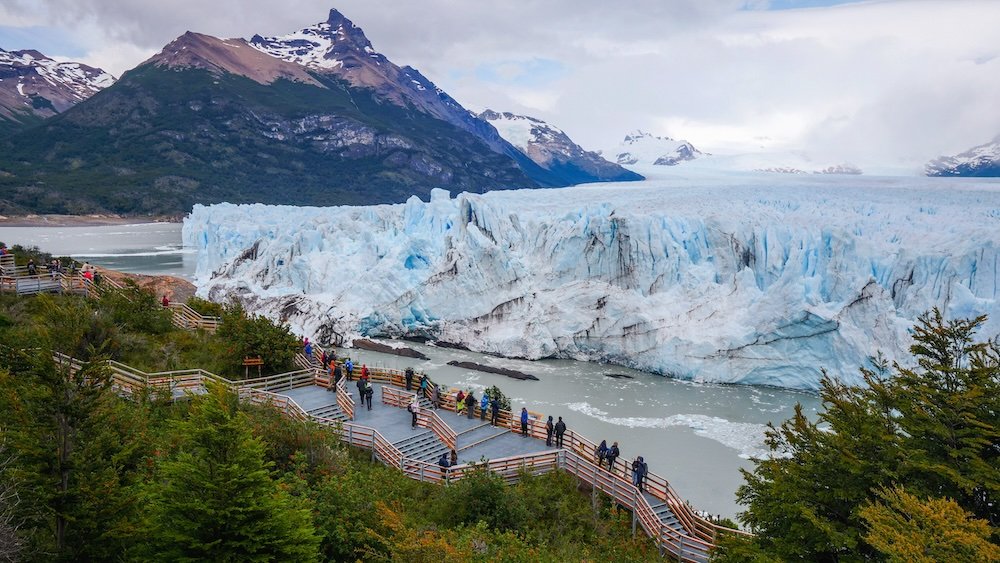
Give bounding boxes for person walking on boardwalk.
[364,379,374,411]
[419,373,428,398]
[606,442,620,473]
[345,359,354,381]
[480,393,489,421]
[520,408,529,436]
[632,456,648,491]
[545,416,554,446]
[431,384,440,410]
[464,391,476,419]
[27,259,36,276]
[409,397,420,428]
[596,440,609,468]
[456,390,466,416]
[331,364,342,392]
[490,396,500,426]
[321,351,328,371]
[404,367,414,391]
[356,374,365,401]
[360,364,369,380]
[554,417,566,448]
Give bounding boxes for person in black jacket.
[545,416,554,447]
[635,456,648,492]
[606,442,620,473]
[405,367,414,391]
[554,417,566,448]
[490,397,500,426]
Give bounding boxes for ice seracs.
[183,173,1000,391]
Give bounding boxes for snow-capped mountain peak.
[610,130,704,166]
[249,9,384,71]
[0,47,114,126]
[925,136,1000,177]
[479,109,642,183]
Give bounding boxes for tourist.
[635,456,648,492]
[606,442,620,473]
[438,452,450,470]
[450,449,458,467]
[490,397,500,426]
[27,259,36,276]
[456,390,465,416]
[332,363,342,389]
[49,260,58,279]
[345,358,354,381]
[360,363,368,380]
[545,416,554,446]
[431,384,440,409]
[480,393,489,421]
[419,373,428,397]
[161,294,169,307]
[462,391,473,419]
[93,271,102,285]
[356,373,366,400]
[596,440,609,468]
[0,244,6,256]
[408,397,420,428]
[364,379,374,411]
[554,417,566,448]
[520,408,529,436]
[404,367,414,390]
[304,340,313,360]
[321,351,328,370]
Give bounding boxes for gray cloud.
[2,0,999,169]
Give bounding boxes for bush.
[216,302,299,376]
[184,296,224,317]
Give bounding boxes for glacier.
[183,170,1000,390]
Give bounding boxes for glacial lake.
[4,222,822,519]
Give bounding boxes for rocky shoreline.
[0,214,180,227]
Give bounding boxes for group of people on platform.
[596,439,648,492]
[303,344,650,491]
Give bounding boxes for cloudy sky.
[1,0,998,170]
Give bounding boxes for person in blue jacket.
[345,358,354,381]
[520,407,530,436]
[480,393,490,421]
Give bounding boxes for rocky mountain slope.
[925,136,1000,177]
[608,130,703,166]
[0,28,538,215]
[478,110,641,184]
[0,48,113,134]
[248,9,563,186]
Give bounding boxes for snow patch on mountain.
[609,130,704,166]
[0,47,114,120]
[183,173,1000,390]
[926,137,1000,177]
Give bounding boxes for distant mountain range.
[0,10,636,216]
[925,136,1000,177]
[478,110,641,184]
[606,130,704,166]
[0,48,113,135]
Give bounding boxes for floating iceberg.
[183,171,1000,390]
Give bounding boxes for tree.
[721,310,999,561]
[861,486,1000,563]
[216,302,299,376]
[146,383,319,562]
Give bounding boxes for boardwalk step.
[454,421,493,437]
[457,427,509,452]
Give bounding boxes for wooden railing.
[335,375,354,420]
[167,302,220,332]
[381,385,415,408]
[418,408,457,451]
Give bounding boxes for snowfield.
[184,170,1000,389]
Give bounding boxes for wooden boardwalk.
[4,251,746,562]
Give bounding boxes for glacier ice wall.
[183,174,1000,389]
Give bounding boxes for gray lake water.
[0,223,196,278]
[1,222,822,518]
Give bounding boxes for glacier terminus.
[184,171,1000,390]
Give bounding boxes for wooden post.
[632,509,637,536]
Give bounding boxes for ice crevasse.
[183,176,1000,390]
